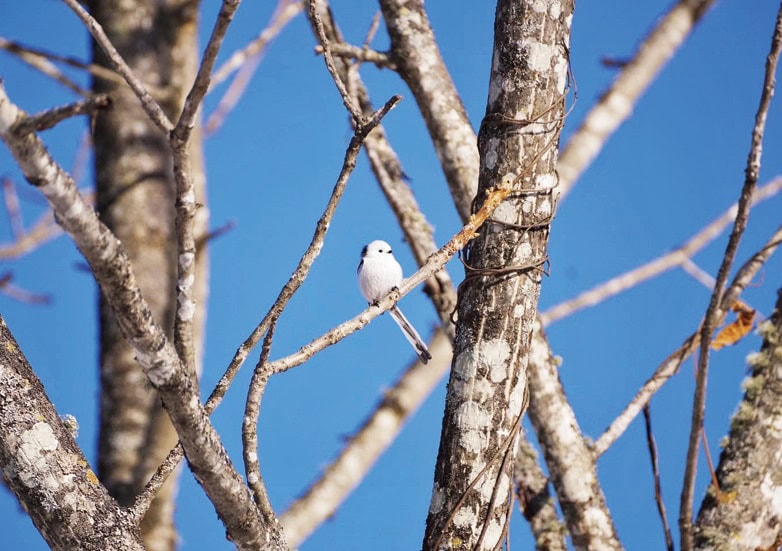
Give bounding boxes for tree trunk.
[694,288,782,550]
[89,1,207,549]
[423,0,573,548]
[0,314,144,551]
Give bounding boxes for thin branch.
[209,0,303,89]
[0,82,281,550]
[2,177,24,238]
[132,91,402,523]
[242,322,276,519]
[362,10,382,48]
[0,36,125,87]
[594,224,782,457]
[558,0,716,200]
[643,405,674,551]
[280,330,452,545]
[61,0,174,133]
[206,0,303,134]
[314,43,395,70]
[262,178,517,377]
[308,0,363,123]
[540,177,782,325]
[170,0,242,374]
[680,7,782,548]
[13,95,111,135]
[0,37,88,96]
[0,273,51,304]
[681,258,716,291]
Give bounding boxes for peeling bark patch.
[525,42,558,73]
[17,422,58,487]
[456,401,492,452]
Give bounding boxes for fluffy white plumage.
[357,240,432,364]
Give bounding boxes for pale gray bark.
[0,84,283,550]
[423,1,573,548]
[527,323,622,550]
[379,0,479,222]
[0,314,144,551]
[88,1,208,548]
[515,437,567,551]
[693,289,782,550]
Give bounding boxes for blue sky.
[1,1,781,549]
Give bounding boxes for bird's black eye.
[387,249,393,254]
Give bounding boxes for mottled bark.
[88,1,207,549]
[0,83,282,551]
[515,437,567,551]
[694,288,782,550]
[379,0,479,222]
[527,323,622,550]
[0,314,144,551]
[423,1,572,549]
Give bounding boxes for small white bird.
[357,240,432,364]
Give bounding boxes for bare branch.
[280,330,452,545]
[314,43,395,70]
[0,82,284,550]
[527,322,621,549]
[14,95,111,135]
[379,0,479,222]
[2,177,24,238]
[210,0,303,89]
[263,179,516,377]
[206,0,303,134]
[0,36,125,87]
[514,437,567,551]
[0,314,144,550]
[681,258,716,291]
[171,0,242,375]
[680,8,782,548]
[594,224,782,457]
[61,0,174,133]
[643,405,674,551]
[558,0,716,199]
[540,177,782,325]
[0,37,88,96]
[308,0,363,123]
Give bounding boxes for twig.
[280,330,452,545]
[593,224,782,457]
[206,0,303,134]
[14,95,111,135]
[170,0,242,374]
[308,0,363,123]
[558,0,716,200]
[643,405,674,551]
[363,10,382,48]
[61,0,174,133]
[681,258,716,291]
[540,177,782,325]
[314,43,395,70]
[680,7,782,549]
[209,0,303,90]
[242,321,276,519]
[0,36,124,87]
[263,178,515,377]
[0,37,88,96]
[0,273,51,304]
[2,177,24,238]
[132,93,403,521]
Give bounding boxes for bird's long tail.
[389,305,432,364]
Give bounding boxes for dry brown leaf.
[711,301,756,350]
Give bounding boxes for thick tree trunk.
[89,1,207,549]
[694,288,782,550]
[0,314,144,551]
[423,1,573,548]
